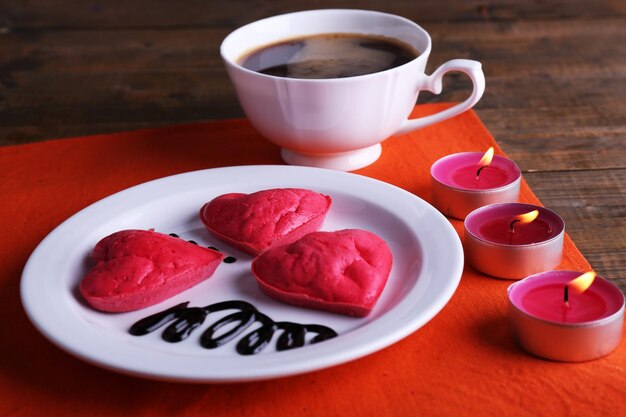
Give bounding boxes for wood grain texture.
[0,0,624,292]
[2,19,625,155]
[2,0,626,29]
[525,169,626,291]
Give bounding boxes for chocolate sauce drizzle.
[129,300,338,355]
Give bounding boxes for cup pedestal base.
[280,144,382,171]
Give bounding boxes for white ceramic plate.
[21,165,463,382]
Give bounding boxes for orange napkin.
[1,104,623,417]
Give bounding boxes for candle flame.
[478,147,495,167]
[514,210,539,225]
[568,271,596,293]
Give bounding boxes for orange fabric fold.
[0,104,623,417]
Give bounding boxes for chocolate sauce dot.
[188,240,198,245]
[208,246,220,251]
[168,233,179,238]
[223,256,237,264]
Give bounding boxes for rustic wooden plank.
[2,0,626,30]
[2,17,624,77]
[489,129,626,172]
[2,18,625,153]
[0,19,626,128]
[2,18,623,88]
[2,19,623,95]
[0,28,229,76]
[2,68,625,151]
[524,169,626,292]
[4,75,625,171]
[428,20,626,76]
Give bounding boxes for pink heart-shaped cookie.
[79,230,224,312]
[251,229,392,317]
[200,188,332,255]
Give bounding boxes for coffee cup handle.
[395,59,485,135]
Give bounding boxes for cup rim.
[220,8,432,82]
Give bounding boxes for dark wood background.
[1,1,624,293]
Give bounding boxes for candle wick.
[507,220,519,245]
[476,165,488,178]
[563,285,570,308]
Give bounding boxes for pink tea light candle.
[508,271,624,362]
[464,203,565,279]
[431,147,521,219]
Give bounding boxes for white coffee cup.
[221,9,485,171]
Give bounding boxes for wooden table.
[1,0,624,294]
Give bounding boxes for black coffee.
[239,33,419,79]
